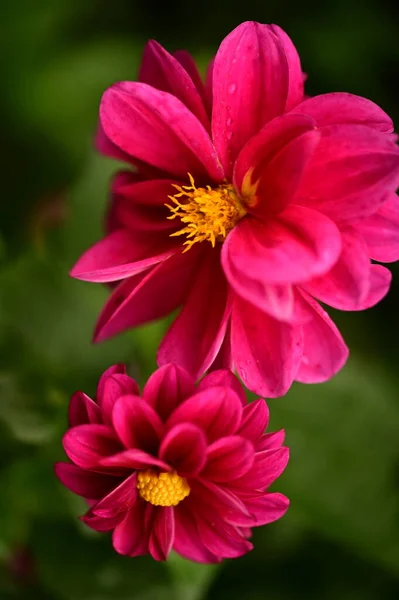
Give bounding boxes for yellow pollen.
[166,173,247,252]
[136,469,190,507]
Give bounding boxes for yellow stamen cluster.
[166,174,247,252]
[136,469,190,507]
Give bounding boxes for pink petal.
[63,425,122,470]
[230,295,303,397]
[205,57,214,106]
[356,264,392,310]
[189,479,251,526]
[229,492,289,526]
[173,50,209,111]
[223,206,342,288]
[232,447,289,490]
[197,509,253,559]
[234,113,319,216]
[112,395,163,452]
[212,22,291,176]
[96,364,126,398]
[166,386,242,443]
[68,391,102,427]
[355,193,399,262]
[54,463,119,499]
[138,40,209,128]
[198,369,247,405]
[174,504,220,563]
[303,228,371,310]
[70,230,177,283]
[143,363,196,421]
[269,24,305,110]
[81,511,122,532]
[298,124,399,222]
[296,291,349,384]
[149,506,175,561]
[202,436,254,482]
[100,449,170,471]
[209,328,233,371]
[92,473,138,518]
[100,82,224,182]
[112,502,150,556]
[256,430,286,451]
[159,423,206,476]
[94,247,201,343]
[238,399,269,441]
[157,247,231,380]
[292,92,394,132]
[108,176,180,234]
[98,373,140,426]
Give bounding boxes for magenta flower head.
[55,364,289,563]
[71,21,399,397]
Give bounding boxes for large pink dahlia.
[55,364,289,563]
[71,21,399,396]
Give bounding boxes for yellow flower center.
[136,469,190,507]
[166,174,247,252]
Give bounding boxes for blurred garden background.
[1,0,399,598]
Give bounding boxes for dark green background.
[1,1,398,598]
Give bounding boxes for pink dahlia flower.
[71,21,399,396]
[55,363,289,562]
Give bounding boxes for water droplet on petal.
[227,83,237,94]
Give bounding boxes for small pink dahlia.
[55,364,289,562]
[71,21,399,396]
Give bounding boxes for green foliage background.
[0,1,398,598]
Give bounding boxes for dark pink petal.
[355,193,399,262]
[138,40,209,128]
[159,423,206,476]
[238,399,269,441]
[63,425,122,469]
[205,57,214,106]
[70,230,177,283]
[94,247,200,343]
[95,121,131,162]
[298,124,399,222]
[223,206,342,288]
[68,391,102,427]
[111,173,176,207]
[229,492,289,526]
[202,436,254,482]
[296,292,349,384]
[54,463,119,499]
[173,50,209,110]
[174,504,220,563]
[235,114,319,216]
[112,395,163,452]
[143,363,196,421]
[81,511,122,532]
[292,93,394,132]
[157,248,231,379]
[190,479,251,524]
[212,22,290,176]
[100,449,170,471]
[198,369,246,405]
[166,386,242,443]
[149,506,175,561]
[209,328,233,371]
[303,228,371,310]
[96,364,126,399]
[233,447,289,490]
[269,24,304,110]
[113,502,151,556]
[100,82,224,182]
[356,265,392,310]
[230,296,303,397]
[197,510,253,559]
[99,374,140,426]
[92,473,138,518]
[256,430,286,451]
